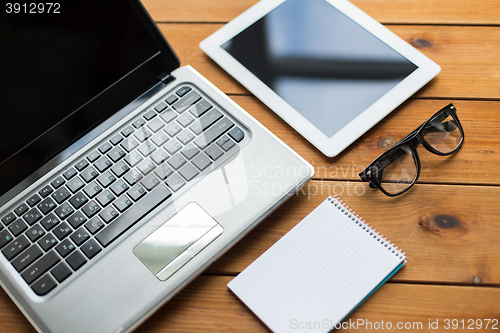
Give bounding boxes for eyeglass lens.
[378,146,418,195]
[421,112,461,154]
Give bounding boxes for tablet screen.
[222,0,418,138]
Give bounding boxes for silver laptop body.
[0,2,313,333]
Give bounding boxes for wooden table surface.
[2,0,500,332]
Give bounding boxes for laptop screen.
[0,1,179,198]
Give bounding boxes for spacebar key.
[96,185,172,247]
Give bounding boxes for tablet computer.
[200,0,440,157]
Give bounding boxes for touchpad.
[133,202,223,281]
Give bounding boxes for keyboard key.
[51,262,72,283]
[9,220,28,237]
[53,222,72,241]
[165,174,186,192]
[140,174,160,191]
[192,153,212,172]
[107,146,126,163]
[147,118,165,133]
[81,239,102,259]
[123,170,143,186]
[164,139,182,155]
[143,109,157,121]
[154,102,168,113]
[55,239,76,257]
[38,233,58,251]
[154,165,174,180]
[86,151,100,163]
[109,180,129,197]
[127,185,146,202]
[67,211,87,229]
[85,217,105,235]
[124,151,144,167]
[2,213,16,226]
[110,162,129,178]
[12,245,42,272]
[165,123,183,137]
[2,235,30,260]
[94,156,112,173]
[51,176,65,189]
[151,132,169,147]
[121,137,140,152]
[134,127,153,142]
[137,159,156,176]
[81,201,101,218]
[221,138,236,152]
[40,214,60,231]
[132,117,146,129]
[168,154,187,170]
[138,142,156,157]
[27,194,41,207]
[160,109,177,124]
[70,228,90,246]
[114,196,133,213]
[181,144,200,160]
[80,167,99,183]
[228,126,245,142]
[22,251,60,284]
[189,108,223,135]
[0,230,13,250]
[23,208,42,226]
[31,274,57,296]
[83,182,102,199]
[67,177,85,193]
[26,224,45,242]
[52,187,71,204]
[63,168,77,180]
[75,159,89,172]
[176,86,192,97]
[95,185,172,247]
[14,203,29,216]
[121,126,134,138]
[96,190,115,207]
[217,135,231,147]
[99,206,119,224]
[54,203,74,220]
[69,192,89,210]
[151,149,169,165]
[177,129,195,145]
[97,171,116,188]
[165,94,178,105]
[177,113,195,127]
[98,142,112,154]
[205,145,224,161]
[66,251,87,271]
[110,134,123,146]
[179,164,199,182]
[194,117,235,149]
[189,99,212,118]
[39,185,54,198]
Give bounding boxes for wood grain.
[207,181,500,286]
[3,276,497,333]
[158,24,500,99]
[142,0,500,25]
[228,97,500,184]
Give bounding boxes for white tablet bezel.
[200,0,441,157]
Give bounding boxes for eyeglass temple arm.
[362,147,408,187]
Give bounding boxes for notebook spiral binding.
[328,195,406,261]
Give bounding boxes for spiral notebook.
[228,196,406,333]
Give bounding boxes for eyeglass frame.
[358,103,465,197]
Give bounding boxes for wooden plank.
[1,272,498,333]
[158,24,500,99]
[142,0,500,25]
[207,181,500,286]
[228,98,500,185]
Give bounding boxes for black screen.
[0,0,179,197]
[222,0,418,138]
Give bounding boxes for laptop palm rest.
[133,202,223,281]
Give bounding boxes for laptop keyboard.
[0,85,246,297]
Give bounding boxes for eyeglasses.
[359,103,464,197]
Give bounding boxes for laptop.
[0,2,313,332]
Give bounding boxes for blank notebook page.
[228,196,405,333]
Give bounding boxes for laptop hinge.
[158,73,175,85]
